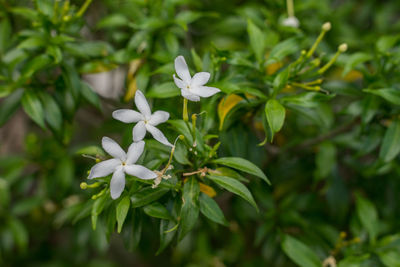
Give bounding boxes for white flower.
[88,137,157,199]
[173,55,220,102]
[282,16,300,28]
[112,90,173,147]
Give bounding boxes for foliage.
[1,0,400,266]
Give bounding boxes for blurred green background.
[1,0,400,266]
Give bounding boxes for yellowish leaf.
[199,183,216,198]
[218,94,244,130]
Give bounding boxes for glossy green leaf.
[356,193,379,243]
[212,157,269,184]
[281,235,321,267]
[247,19,265,64]
[379,119,400,162]
[179,177,200,240]
[364,88,400,106]
[91,193,108,230]
[21,90,45,128]
[116,196,130,233]
[207,175,258,211]
[199,193,228,226]
[265,99,286,140]
[143,202,173,220]
[0,89,23,127]
[130,187,169,208]
[146,82,180,98]
[39,92,63,133]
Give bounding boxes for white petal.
[181,89,200,102]
[126,141,145,165]
[102,137,126,161]
[88,159,121,179]
[135,90,152,119]
[112,109,143,123]
[174,56,191,83]
[132,121,147,142]
[125,164,157,180]
[110,167,125,199]
[173,74,186,89]
[191,72,210,87]
[282,16,300,28]
[145,124,173,147]
[148,111,169,126]
[191,86,221,98]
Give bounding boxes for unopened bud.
[339,43,348,52]
[322,22,331,31]
[178,135,185,140]
[95,158,101,163]
[80,182,88,189]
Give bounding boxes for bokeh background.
[1,0,400,266]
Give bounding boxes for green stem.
[286,0,295,17]
[183,98,188,122]
[76,0,93,17]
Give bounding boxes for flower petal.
[110,167,125,199]
[174,56,191,83]
[191,86,221,98]
[125,164,157,180]
[112,109,144,123]
[191,72,210,87]
[148,111,169,126]
[145,124,173,147]
[173,74,186,89]
[102,137,126,161]
[135,90,152,119]
[181,89,200,102]
[132,121,146,142]
[88,159,121,179]
[126,141,145,165]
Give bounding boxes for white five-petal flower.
[112,90,173,147]
[173,55,220,102]
[88,137,157,199]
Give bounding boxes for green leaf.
[376,35,400,53]
[91,193,108,230]
[17,36,45,50]
[338,254,370,267]
[265,99,286,141]
[314,142,337,180]
[80,81,101,109]
[146,82,180,98]
[364,88,400,106]
[21,54,52,79]
[379,119,400,162]
[0,17,12,54]
[342,52,372,76]
[10,7,39,21]
[143,202,173,220]
[75,145,105,157]
[281,92,335,108]
[207,175,258,211]
[0,89,23,127]
[273,67,290,93]
[179,177,200,240]
[356,193,379,243]
[156,220,176,255]
[281,234,322,267]
[9,218,28,251]
[199,193,228,226]
[379,250,400,267]
[130,187,169,208]
[21,90,45,128]
[247,19,265,64]
[212,157,269,184]
[39,92,62,133]
[116,196,130,233]
[97,14,130,29]
[168,120,193,145]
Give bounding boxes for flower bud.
[322,22,331,31]
[80,182,88,189]
[178,135,185,140]
[339,43,348,52]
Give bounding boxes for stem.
[183,98,188,122]
[76,0,93,17]
[306,31,326,59]
[286,0,295,17]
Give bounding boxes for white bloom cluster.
[87,55,220,199]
